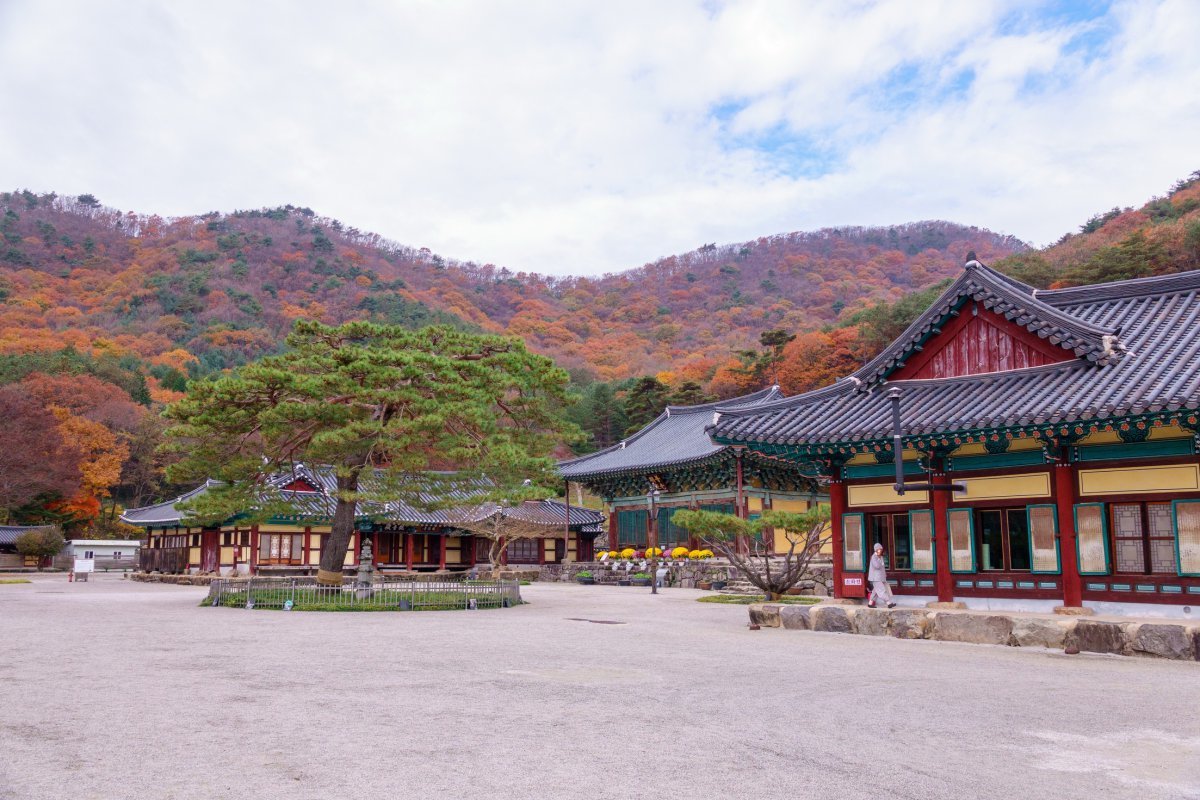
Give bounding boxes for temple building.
[710,260,1200,615]
[122,464,603,575]
[558,388,826,553]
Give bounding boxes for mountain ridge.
[0,190,1024,388]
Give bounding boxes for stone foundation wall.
[748,603,1200,662]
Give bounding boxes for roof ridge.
[665,385,784,414]
[1043,268,1200,303]
[708,379,857,421]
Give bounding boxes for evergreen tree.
[620,376,671,437]
[163,321,577,585]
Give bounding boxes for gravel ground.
[1,574,1198,800]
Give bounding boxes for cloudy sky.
[1,1,1197,276]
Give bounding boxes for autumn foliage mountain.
[2,171,1196,530]
[0,191,1023,390]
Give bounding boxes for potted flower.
[630,572,652,587]
[576,570,595,585]
[696,577,713,590]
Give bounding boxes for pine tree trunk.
[317,467,361,586]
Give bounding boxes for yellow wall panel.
[309,551,320,566]
[848,483,928,507]
[747,497,763,513]
[1074,431,1121,446]
[846,452,876,466]
[1079,464,1200,496]
[1149,424,1192,441]
[957,472,1051,501]
[772,499,809,513]
[188,547,200,565]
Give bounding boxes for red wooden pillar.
[500,536,508,566]
[607,509,618,553]
[352,531,360,568]
[564,481,573,562]
[1054,447,1083,608]
[931,457,954,603]
[829,473,846,599]
[438,534,447,570]
[301,525,310,572]
[405,532,414,571]
[735,451,748,554]
[249,524,259,574]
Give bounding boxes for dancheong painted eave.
[710,264,1200,450]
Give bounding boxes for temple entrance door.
[200,530,219,573]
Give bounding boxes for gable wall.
[890,302,1074,381]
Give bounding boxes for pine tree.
[163,321,577,585]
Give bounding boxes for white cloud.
[0,0,1196,275]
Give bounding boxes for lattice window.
[842,513,864,572]
[1148,503,1176,574]
[909,510,935,573]
[948,508,973,572]
[1112,503,1145,572]
[1075,504,1108,575]
[1175,501,1200,576]
[1029,505,1059,573]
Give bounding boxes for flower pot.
[617,579,631,586]
[697,581,713,590]
[631,578,651,587]
[577,577,595,585]
[710,580,727,590]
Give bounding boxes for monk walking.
[867,542,896,608]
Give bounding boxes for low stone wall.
[748,603,1200,662]
[130,572,232,586]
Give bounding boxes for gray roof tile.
[713,266,1200,447]
[557,386,784,479]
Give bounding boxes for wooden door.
[200,530,219,573]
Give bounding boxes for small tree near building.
[453,504,561,570]
[14,527,65,570]
[672,507,830,600]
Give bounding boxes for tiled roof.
[712,266,1200,448]
[119,482,220,525]
[120,466,602,530]
[557,387,785,480]
[0,525,54,547]
[853,260,1118,387]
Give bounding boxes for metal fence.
[205,575,522,611]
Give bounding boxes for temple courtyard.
[1,575,1198,800]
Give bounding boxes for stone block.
[779,605,811,630]
[1011,618,1069,650]
[1065,620,1127,655]
[1127,623,1194,660]
[748,604,782,628]
[889,609,932,640]
[931,613,1014,646]
[810,605,852,634]
[853,607,890,636]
